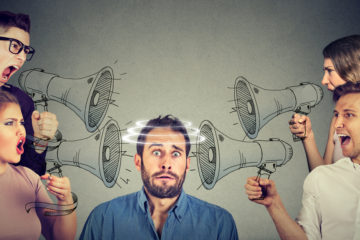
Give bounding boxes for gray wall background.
[4,0,360,239]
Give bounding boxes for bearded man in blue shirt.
[80,115,238,240]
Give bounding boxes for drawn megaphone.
[18,67,114,132]
[45,119,121,188]
[234,76,323,139]
[196,120,293,190]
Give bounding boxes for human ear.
[134,154,142,172]
[185,157,190,173]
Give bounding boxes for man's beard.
[141,161,186,199]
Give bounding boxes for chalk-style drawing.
[25,192,78,216]
[18,66,114,132]
[195,120,292,190]
[233,76,323,139]
[45,119,122,188]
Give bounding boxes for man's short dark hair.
[0,11,30,33]
[333,82,360,102]
[136,115,191,158]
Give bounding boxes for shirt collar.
[137,187,188,222]
[339,157,360,171]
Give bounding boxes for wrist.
[302,131,314,143]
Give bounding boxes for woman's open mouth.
[16,137,25,155]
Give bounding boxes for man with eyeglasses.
[0,11,58,175]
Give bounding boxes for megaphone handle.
[254,174,267,200]
[34,100,48,112]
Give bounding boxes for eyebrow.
[5,118,24,121]
[147,143,184,152]
[334,109,357,113]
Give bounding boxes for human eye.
[23,46,30,54]
[20,121,25,126]
[172,151,181,158]
[10,41,21,52]
[152,150,161,157]
[324,67,334,74]
[4,120,14,126]
[345,113,354,118]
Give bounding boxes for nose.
[16,49,26,64]
[321,72,329,86]
[335,116,344,129]
[16,123,26,137]
[161,155,172,170]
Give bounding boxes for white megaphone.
[234,76,323,139]
[18,67,114,132]
[45,119,121,188]
[196,120,293,190]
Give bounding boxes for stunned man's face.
[135,127,190,198]
[334,92,360,164]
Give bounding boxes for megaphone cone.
[196,120,292,190]
[234,76,323,139]
[45,119,121,188]
[18,67,114,132]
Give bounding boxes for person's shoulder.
[186,194,233,217]
[309,157,349,178]
[303,158,350,193]
[8,165,40,187]
[91,191,138,216]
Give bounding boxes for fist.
[32,111,58,140]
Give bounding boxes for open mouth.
[338,133,351,146]
[16,137,25,155]
[1,66,18,83]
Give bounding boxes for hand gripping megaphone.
[18,67,114,132]
[234,76,323,139]
[45,119,121,188]
[196,120,293,190]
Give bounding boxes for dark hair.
[136,115,191,158]
[0,88,19,110]
[0,11,30,33]
[323,35,360,83]
[333,82,360,102]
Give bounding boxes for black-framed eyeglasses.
[0,36,35,61]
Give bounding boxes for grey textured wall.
[3,0,360,239]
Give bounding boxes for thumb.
[41,173,51,180]
[32,110,41,121]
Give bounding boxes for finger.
[32,110,41,121]
[245,183,262,193]
[246,176,259,185]
[258,178,270,186]
[40,173,51,180]
[39,111,57,120]
[247,190,263,200]
[298,115,307,124]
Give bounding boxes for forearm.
[302,132,325,171]
[266,196,307,240]
[52,211,77,240]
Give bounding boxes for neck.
[0,161,8,175]
[352,157,360,165]
[144,188,180,215]
[144,188,181,238]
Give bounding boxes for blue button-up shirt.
[80,188,238,240]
